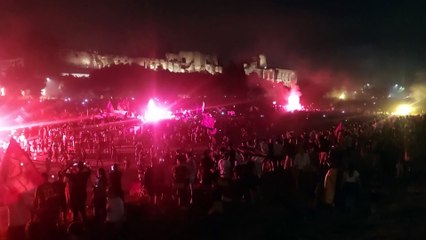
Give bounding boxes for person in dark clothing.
[228,143,236,172]
[93,168,108,223]
[32,173,61,240]
[144,157,164,205]
[109,163,124,200]
[174,154,190,208]
[200,149,215,187]
[64,161,91,222]
[52,171,67,223]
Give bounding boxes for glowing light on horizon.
[143,99,174,123]
[393,104,414,116]
[338,92,346,100]
[285,87,303,112]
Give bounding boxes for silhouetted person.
[32,173,61,240]
[93,168,108,223]
[64,161,91,222]
[109,163,123,199]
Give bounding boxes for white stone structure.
[244,54,297,87]
[61,50,223,75]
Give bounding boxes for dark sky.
[1,0,426,85]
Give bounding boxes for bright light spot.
[19,162,24,167]
[323,114,326,118]
[272,101,277,105]
[0,87,5,96]
[394,84,398,88]
[338,92,346,100]
[46,77,51,82]
[51,174,55,179]
[285,87,303,112]
[142,99,174,123]
[393,104,414,116]
[84,99,88,102]
[41,88,46,96]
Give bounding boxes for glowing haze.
[285,85,303,111]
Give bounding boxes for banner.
[201,113,215,129]
[0,138,42,204]
[334,122,343,138]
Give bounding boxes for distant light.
[394,84,398,88]
[393,104,414,116]
[46,77,51,82]
[1,87,5,96]
[338,93,346,100]
[41,88,46,96]
[322,114,326,118]
[272,101,277,105]
[131,97,135,100]
[20,162,24,167]
[221,112,225,115]
[341,110,345,114]
[84,99,88,102]
[51,174,55,179]
[142,99,174,123]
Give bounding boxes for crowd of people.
[1,104,425,240]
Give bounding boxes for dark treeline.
[2,62,276,103]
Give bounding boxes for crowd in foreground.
[2,109,426,240]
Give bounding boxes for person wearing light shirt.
[294,148,310,170]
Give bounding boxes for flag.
[201,113,215,129]
[334,122,343,138]
[0,138,42,204]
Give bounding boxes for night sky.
[1,0,426,86]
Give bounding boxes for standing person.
[106,191,125,240]
[6,191,33,240]
[174,154,190,209]
[323,163,338,213]
[144,158,161,206]
[341,163,361,213]
[318,133,330,165]
[32,173,61,240]
[52,171,68,223]
[218,149,232,201]
[96,144,103,167]
[64,161,91,222]
[200,150,215,187]
[109,164,123,200]
[294,146,310,190]
[93,168,108,223]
